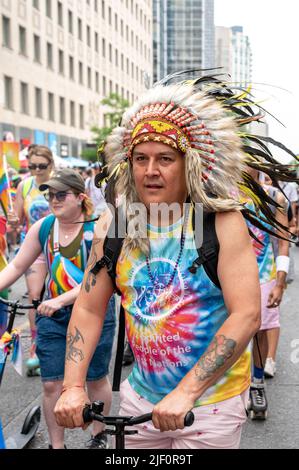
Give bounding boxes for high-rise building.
[215,25,252,86]
[0,0,153,157]
[202,0,215,69]
[231,26,252,86]
[153,0,167,82]
[153,0,215,81]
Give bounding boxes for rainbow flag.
[0,151,10,217]
[1,142,20,171]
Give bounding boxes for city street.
[1,249,299,450]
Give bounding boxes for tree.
[81,93,130,162]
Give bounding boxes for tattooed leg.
[66,326,85,363]
[195,335,236,381]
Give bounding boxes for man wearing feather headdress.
[55,73,297,449]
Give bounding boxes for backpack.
[90,209,220,391]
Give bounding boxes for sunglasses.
[44,191,73,202]
[28,163,50,170]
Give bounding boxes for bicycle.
[0,297,41,449]
[83,400,195,449]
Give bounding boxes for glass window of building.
[69,56,74,80]
[102,76,106,95]
[78,18,82,40]
[33,0,40,10]
[70,101,76,127]
[79,61,83,84]
[35,87,43,118]
[95,32,99,52]
[60,97,66,124]
[95,71,99,93]
[58,49,64,74]
[33,34,41,63]
[19,26,27,56]
[2,16,11,48]
[47,42,53,69]
[79,104,84,128]
[68,10,73,34]
[58,1,63,27]
[46,0,52,18]
[87,26,91,47]
[87,67,92,88]
[48,92,55,121]
[20,82,29,114]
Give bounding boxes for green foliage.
[90,93,130,148]
[81,146,98,162]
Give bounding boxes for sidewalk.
[241,246,299,449]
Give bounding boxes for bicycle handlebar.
[0,297,40,310]
[83,401,195,427]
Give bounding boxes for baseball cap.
[39,169,85,194]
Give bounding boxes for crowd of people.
[0,75,299,450]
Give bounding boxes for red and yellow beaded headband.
[127,118,191,158]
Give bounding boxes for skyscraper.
[153,0,168,82]
[215,25,252,86]
[153,0,215,81]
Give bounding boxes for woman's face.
[47,189,85,221]
[29,155,52,179]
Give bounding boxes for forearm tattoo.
[195,335,236,381]
[66,327,85,363]
[84,238,101,293]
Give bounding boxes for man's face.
[132,142,188,208]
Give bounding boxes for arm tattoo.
[83,238,101,293]
[25,267,37,276]
[195,335,236,381]
[66,327,85,363]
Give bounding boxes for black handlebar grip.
[184,411,195,427]
[32,299,41,309]
[83,405,92,423]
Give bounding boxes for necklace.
[146,207,190,290]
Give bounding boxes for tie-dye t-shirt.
[244,199,276,284]
[116,211,251,406]
[23,177,50,232]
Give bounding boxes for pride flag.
[0,142,20,171]
[0,152,10,217]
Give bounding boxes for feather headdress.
[104,71,298,253]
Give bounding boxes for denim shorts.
[35,296,116,382]
[0,301,8,337]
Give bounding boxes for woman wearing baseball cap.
[0,169,116,449]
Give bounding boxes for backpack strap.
[89,210,125,292]
[112,304,125,392]
[38,214,56,249]
[188,209,221,289]
[22,176,34,199]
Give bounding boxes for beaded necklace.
[145,206,190,290]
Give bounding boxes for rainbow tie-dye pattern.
[244,200,276,284]
[41,217,93,298]
[116,212,251,406]
[23,177,50,232]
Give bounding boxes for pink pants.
[260,279,280,330]
[119,379,249,450]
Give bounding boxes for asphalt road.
[1,248,299,449]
